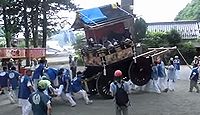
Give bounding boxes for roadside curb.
[48,61,68,66]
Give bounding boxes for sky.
[73,0,192,23]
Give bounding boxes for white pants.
[56,85,76,106]
[7,89,17,103]
[61,92,76,106]
[21,99,31,115]
[56,85,64,96]
[167,79,175,91]
[18,98,22,107]
[73,90,90,103]
[175,70,180,80]
[144,79,161,94]
[152,80,161,93]
[158,77,167,91]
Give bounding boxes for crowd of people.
[142,56,180,94]
[0,58,92,115]
[0,54,200,115]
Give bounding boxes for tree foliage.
[0,0,78,47]
[72,32,85,65]
[178,42,197,64]
[166,29,182,46]
[175,0,200,20]
[133,17,147,42]
[142,30,182,48]
[0,0,23,47]
[142,31,168,47]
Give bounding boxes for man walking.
[110,70,129,115]
[8,66,21,103]
[18,69,34,115]
[189,64,199,93]
[157,57,168,92]
[174,56,181,80]
[70,57,78,78]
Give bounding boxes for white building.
[147,20,200,39]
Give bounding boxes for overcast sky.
[73,0,192,22]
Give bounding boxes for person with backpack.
[110,70,130,115]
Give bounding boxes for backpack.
[115,83,129,107]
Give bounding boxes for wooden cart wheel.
[96,73,113,99]
[82,66,103,95]
[128,56,152,86]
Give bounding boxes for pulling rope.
[176,48,192,70]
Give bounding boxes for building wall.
[147,20,200,39]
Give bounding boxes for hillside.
[175,0,200,20]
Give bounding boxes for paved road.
[0,65,197,115]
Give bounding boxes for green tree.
[0,0,77,48]
[72,32,85,65]
[179,42,197,64]
[166,29,182,46]
[133,17,147,42]
[0,0,23,47]
[142,31,168,47]
[175,0,200,20]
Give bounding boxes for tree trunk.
[31,9,35,47]
[34,6,39,47]
[2,6,10,47]
[42,0,47,48]
[23,0,30,66]
[31,4,39,48]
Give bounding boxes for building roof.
[71,4,134,30]
[147,20,199,25]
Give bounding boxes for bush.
[178,42,197,64]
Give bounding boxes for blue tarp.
[79,8,107,24]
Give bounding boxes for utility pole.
[121,0,135,41]
[121,0,134,14]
